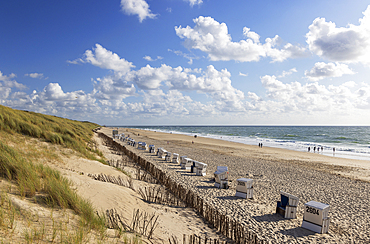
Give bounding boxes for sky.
[1,0,370,125]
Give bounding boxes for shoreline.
[117,127,370,182]
[105,127,370,243]
[123,126,370,162]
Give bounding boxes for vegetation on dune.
[0,105,105,231]
[0,105,103,161]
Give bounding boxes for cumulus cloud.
[81,44,135,74]
[0,71,27,100]
[69,44,245,112]
[278,68,297,78]
[305,62,355,81]
[175,16,306,62]
[255,75,370,113]
[120,0,157,22]
[143,55,163,61]
[306,5,370,64]
[25,73,47,79]
[186,0,203,7]
[92,75,136,101]
[127,64,246,112]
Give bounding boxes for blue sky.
[1,0,370,125]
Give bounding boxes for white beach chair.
[195,162,207,176]
[235,178,253,199]
[172,153,179,163]
[301,201,330,234]
[181,158,192,170]
[165,152,172,162]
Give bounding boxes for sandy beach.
[106,127,370,243]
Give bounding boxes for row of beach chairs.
[113,131,330,234]
[155,148,208,176]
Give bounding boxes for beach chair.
[160,149,167,160]
[137,142,148,150]
[181,158,193,170]
[301,201,330,234]
[112,130,118,139]
[196,162,207,176]
[191,160,198,173]
[235,178,253,199]
[165,151,172,162]
[172,153,179,163]
[276,191,299,219]
[137,142,142,149]
[156,147,162,156]
[157,148,165,158]
[214,166,229,189]
[180,156,187,166]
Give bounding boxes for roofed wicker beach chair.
[276,191,299,219]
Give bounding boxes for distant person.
[321,146,323,151]
[317,147,320,152]
[314,146,316,152]
[261,143,263,148]
[308,147,310,152]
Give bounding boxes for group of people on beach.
[308,146,323,152]
[308,146,336,154]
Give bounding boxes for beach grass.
[0,105,103,162]
[0,105,108,239]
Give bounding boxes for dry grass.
[0,105,144,243]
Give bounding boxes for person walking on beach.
[308,147,310,152]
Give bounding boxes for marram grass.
[0,105,104,229]
[0,105,103,161]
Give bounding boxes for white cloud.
[143,55,153,61]
[306,5,370,64]
[128,64,246,112]
[0,71,27,100]
[143,55,163,61]
[305,62,355,81]
[175,16,306,62]
[92,75,136,101]
[120,0,157,22]
[25,73,47,79]
[168,49,199,65]
[0,71,17,83]
[81,44,135,74]
[239,72,248,77]
[256,75,370,114]
[278,68,297,78]
[186,0,203,7]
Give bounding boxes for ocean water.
[123,126,370,161]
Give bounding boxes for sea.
[122,126,370,161]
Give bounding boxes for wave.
[127,126,370,161]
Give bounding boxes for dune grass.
[0,105,103,161]
[0,105,104,229]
